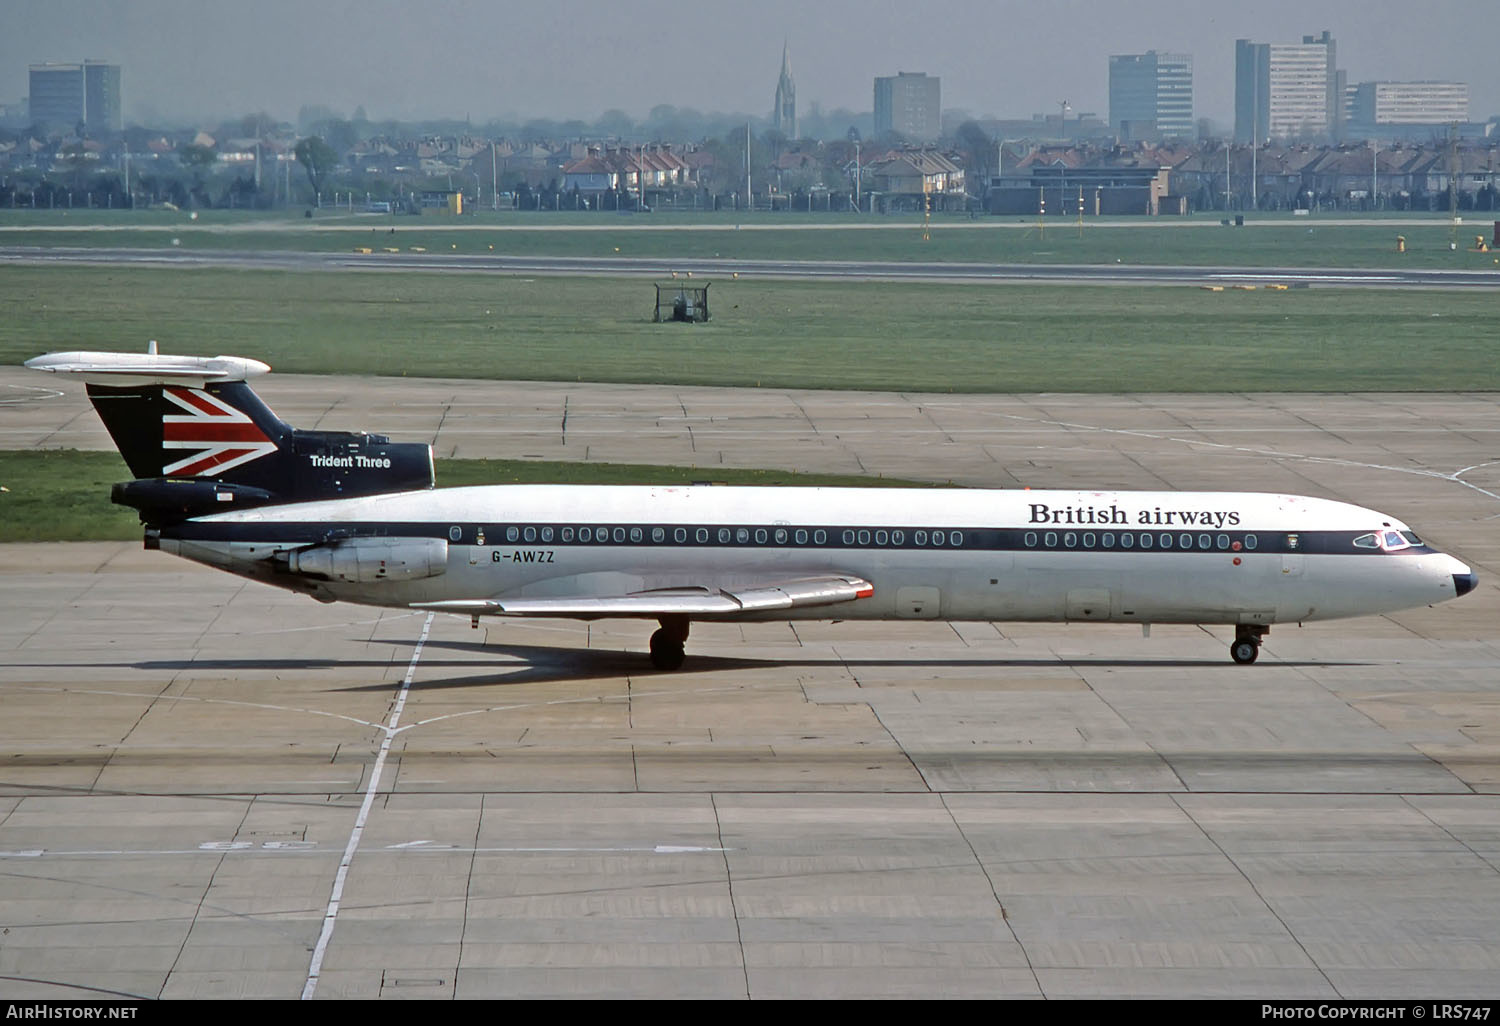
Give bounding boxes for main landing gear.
[649,616,690,671]
[1231,625,1268,664]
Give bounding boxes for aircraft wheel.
[649,629,686,671]
[1230,639,1260,664]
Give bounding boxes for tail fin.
[87,378,287,481]
[27,348,434,523]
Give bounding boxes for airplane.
[26,347,1478,669]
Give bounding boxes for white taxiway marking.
[301,611,433,1001]
[0,383,63,405]
[0,844,728,858]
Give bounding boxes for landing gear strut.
[1231,625,1268,664]
[649,616,690,671]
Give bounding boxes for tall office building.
[1109,51,1194,140]
[773,42,796,140]
[28,60,122,134]
[1350,82,1468,125]
[1235,31,1339,142]
[874,72,941,142]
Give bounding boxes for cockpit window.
[1353,533,1380,549]
[1401,531,1422,546]
[1382,531,1409,551]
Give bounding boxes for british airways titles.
[1030,503,1243,529]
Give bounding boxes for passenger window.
[1216,535,1229,550]
[1244,534,1258,550]
[1044,532,1057,547]
[1082,532,1095,548]
[630,527,643,543]
[652,527,664,543]
[719,528,731,544]
[1063,532,1077,548]
[794,529,807,544]
[541,527,554,543]
[755,529,768,544]
[674,528,687,543]
[523,526,537,543]
[697,528,709,543]
[1197,534,1211,550]
[613,527,626,543]
[915,530,928,545]
[892,530,905,545]
[578,527,592,542]
[506,526,520,542]
[1025,532,1037,547]
[842,530,855,545]
[561,527,575,542]
[875,530,888,545]
[774,528,787,544]
[814,530,827,545]
[1121,533,1134,549]
[1141,533,1154,549]
[1102,533,1115,548]
[857,530,870,546]
[950,531,962,546]
[1160,534,1173,548]
[736,528,749,544]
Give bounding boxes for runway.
[4,243,1500,288]
[2,375,1499,998]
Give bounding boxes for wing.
[412,574,874,619]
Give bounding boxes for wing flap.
[412,575,874,619]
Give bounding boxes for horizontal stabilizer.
[413,575,875,619]
[25,350,270,387]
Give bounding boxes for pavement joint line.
[301,610,432,1001]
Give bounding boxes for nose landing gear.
[1231,625,1268,664]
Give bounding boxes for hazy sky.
[5,0,1498,129]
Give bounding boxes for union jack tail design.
[54,350,432,522]
[161,386,279,477]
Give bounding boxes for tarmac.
[1,370,1498,999]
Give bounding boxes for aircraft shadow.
[4,642,1359,689]
[346,637,1358,689]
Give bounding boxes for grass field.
[4,264,1497,392]
[0,450,928,543]
[3,208,1499,270]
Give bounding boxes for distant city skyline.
[3,0,1498,132]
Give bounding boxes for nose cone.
[1454,569,1478,598]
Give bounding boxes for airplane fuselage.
[156,484,1474,631]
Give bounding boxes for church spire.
[774,40,797,139]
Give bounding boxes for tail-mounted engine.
[282,537,449,583]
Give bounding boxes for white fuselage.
[156,485,1474,628]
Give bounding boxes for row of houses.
[6,122,1498,213]
[992,142,1500,214]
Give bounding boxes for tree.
[596,109,634,139]
[322,119,360,156]
[176,143,217,208]
[294,135,339,205]
[955,121,995,194]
